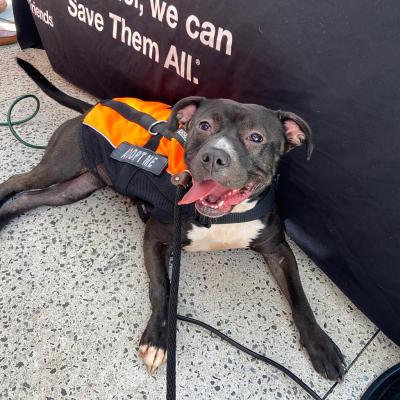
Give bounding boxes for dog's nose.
[200,148,231,171]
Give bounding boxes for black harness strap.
[102,99,164,134]
[101,99,186,146]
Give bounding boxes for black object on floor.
[362,364,400,400]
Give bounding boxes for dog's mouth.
[178,180,257,217]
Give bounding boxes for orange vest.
[82,97,187,174]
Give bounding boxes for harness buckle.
[171,170,192,188]
[148,120,167,135]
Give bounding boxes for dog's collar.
[193,176,278,227]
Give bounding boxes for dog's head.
[168,97,313,218]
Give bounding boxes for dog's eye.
[199,121,211,131]
[248,132,263,143]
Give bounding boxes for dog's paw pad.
[139,344,167,374]
[303,328,346,381]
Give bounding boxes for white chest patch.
[184,219,265,252]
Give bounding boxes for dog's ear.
[167,96,205,132]
[277,110,313,160]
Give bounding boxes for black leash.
[176,315,323,400]
[167,173,190,400]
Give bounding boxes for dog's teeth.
[218,200,224,207]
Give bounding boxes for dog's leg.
[256,240,345,381]
[0,117,84,206]
[139,218,172,374]
[0,172,104,230]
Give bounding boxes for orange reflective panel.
[83,98,187,175]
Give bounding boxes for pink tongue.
[178,180,221,205]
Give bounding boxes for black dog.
[0,59,344,380]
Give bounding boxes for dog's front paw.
[139,315,167,374]
[302,325,346,381]
[139,344,167,374]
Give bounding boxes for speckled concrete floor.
[0,44,399,400]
